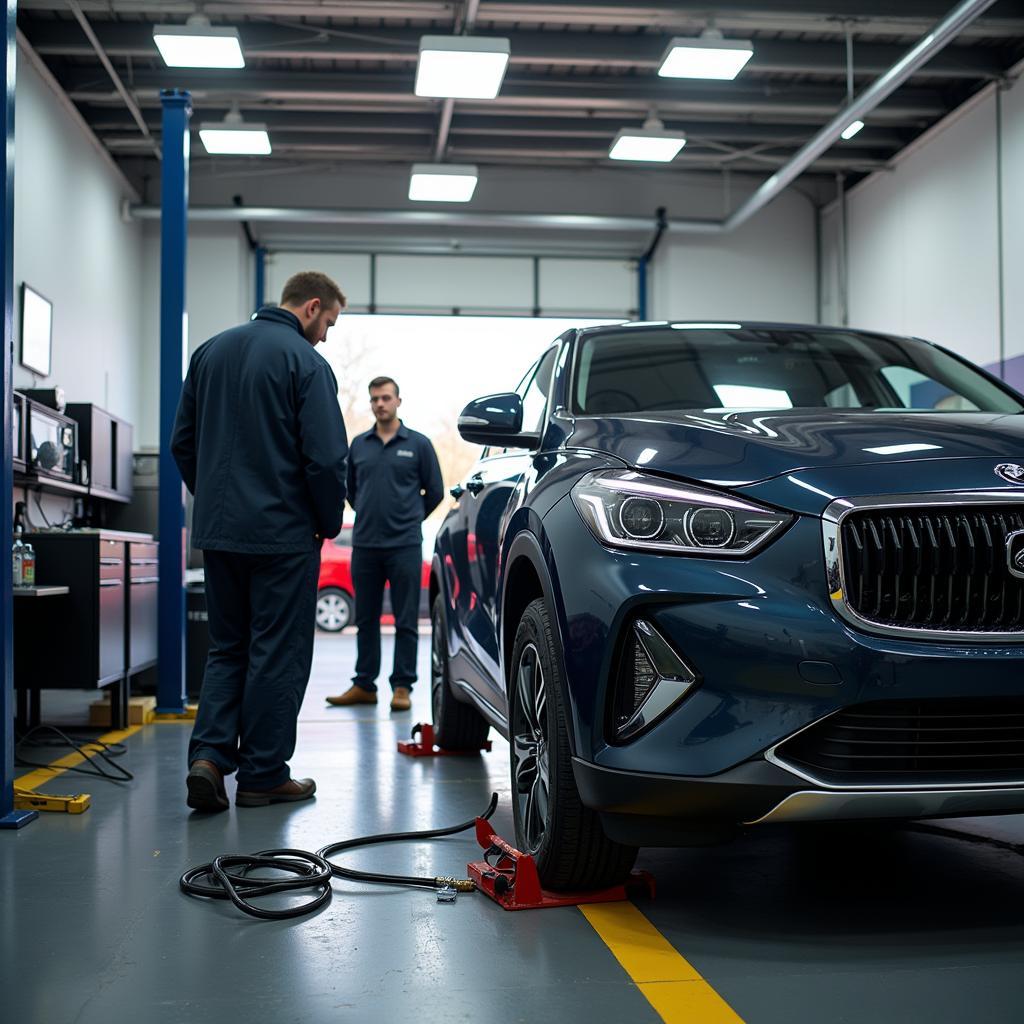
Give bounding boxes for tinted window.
[521,347,557,433]
[573,327,1022,415]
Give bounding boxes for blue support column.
[1,0,36,829]
[156,89,191,714]
[254,245,266,311]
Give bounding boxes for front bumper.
[544,491,1024,794]
[572,757,1024,845]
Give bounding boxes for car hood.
[567,409,1024,488]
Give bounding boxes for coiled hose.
[180,793,498,920]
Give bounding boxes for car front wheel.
[315,587,354,632]
[510,597,637,891]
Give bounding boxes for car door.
[454,347,559,705]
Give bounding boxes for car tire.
[510,597,638,891]
[431,596,490,750]
[315,587,354,633]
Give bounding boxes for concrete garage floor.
[4,633,1024,1024]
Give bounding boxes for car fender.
[500,515,581,755]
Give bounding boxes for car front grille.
[777,698,1024,784]
[840,506,1024,633]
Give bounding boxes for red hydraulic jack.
[468,817,656,911]
[397,722,493,758]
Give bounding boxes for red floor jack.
[397,722,493,758]
[468,817,656,911]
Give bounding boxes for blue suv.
[430,322,1024,890]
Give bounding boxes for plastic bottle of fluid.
[12,527,24,587]
[21,535,35,587]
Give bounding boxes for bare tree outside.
[321,314,617,538]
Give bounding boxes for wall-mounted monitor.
[20,283,52,377]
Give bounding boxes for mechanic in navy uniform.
[327,376,443,711]
[172,271,349,812]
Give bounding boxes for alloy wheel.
[315,591,351,631]
[512,642,550,854]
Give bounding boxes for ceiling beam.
[83,107,908,146]
[57,69,950,123]
[21,21,1011,79]
[104,132,890,171]
[16,0,1024,39]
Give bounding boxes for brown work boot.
[326,685,378,706]
[236,777,317,807]
[390,687,412,712]
[186,759,229,813]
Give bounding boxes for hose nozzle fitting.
[436,877,476,892]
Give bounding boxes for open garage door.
[266,251,637,319]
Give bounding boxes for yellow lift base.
[14,789,91,814]
[153,704,198,722]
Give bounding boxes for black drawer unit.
[64,403,134,503]
[17,532,127,689]
[128,540,159,673]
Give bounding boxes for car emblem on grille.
[995,463,1024,484]
[1007,530,1024,579]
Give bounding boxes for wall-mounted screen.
[20,283,52,377]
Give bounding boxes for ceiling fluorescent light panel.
[154,16,245,69]
[658,30,753,81]
[409,164,479,202]
[415,35,511,99]
[609,114,686,163]
[199,108,271,155]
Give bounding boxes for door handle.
[449,484,465,499]
[465,476,485,495]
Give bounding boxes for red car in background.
[316,527,431,632]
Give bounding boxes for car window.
[880,365,980,411]
[521,347,557,434]
[573,327,1023,415]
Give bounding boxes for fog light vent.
[613,619,697,742]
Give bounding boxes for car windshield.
[572,326,1024,416]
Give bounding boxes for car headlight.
[571,470,792,556]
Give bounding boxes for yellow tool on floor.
[13,789,91,814]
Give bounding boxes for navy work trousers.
[188,547,320,790]
[351,544,422,693]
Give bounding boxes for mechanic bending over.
[328,376,443,712]
[173,271,350,812]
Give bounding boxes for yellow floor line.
[14,725,143,792]
[581,902,745,1024]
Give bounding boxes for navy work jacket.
[171,306,349,554]
[347,423,443,548]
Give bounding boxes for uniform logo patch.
[396,449,415,458]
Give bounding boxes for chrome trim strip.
[451,676,508,732]
[746,784,1024,825]
[822,490,1024,642]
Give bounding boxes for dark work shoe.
[186,759,229,813]
[236,778,317,807]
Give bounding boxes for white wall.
[649,188,818,323]
[13,54,143,426]
[137,222,251,448]
[820,75,1024,384]
[1001,75,1024,372]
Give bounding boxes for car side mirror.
[457,393,540,450]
